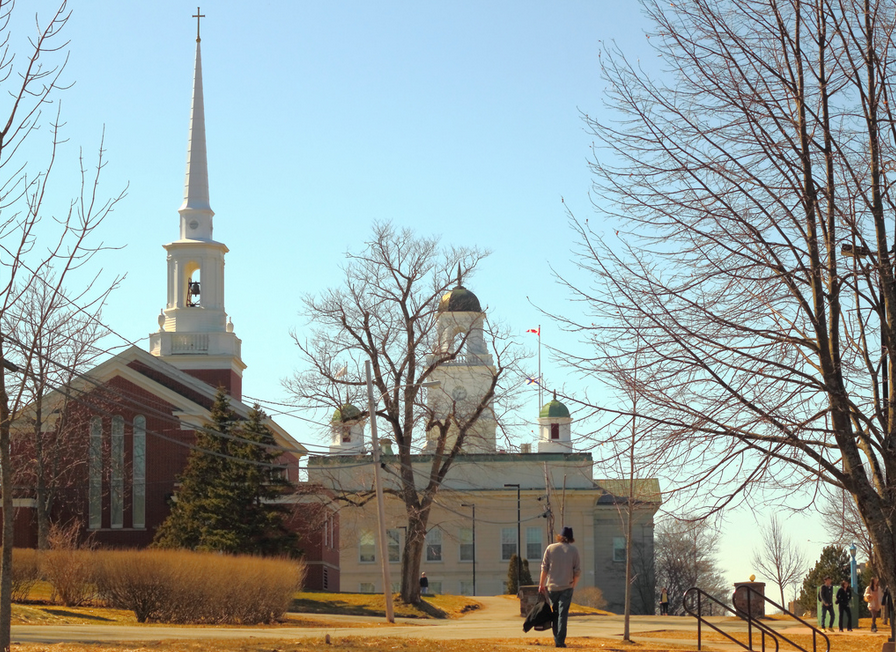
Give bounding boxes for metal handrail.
[683,587,778,651]
[731,585,829,652]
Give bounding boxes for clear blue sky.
[21,1,835,594]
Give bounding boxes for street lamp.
[365,360,439,622]
[504,483,521,592]
[461,503,476,596]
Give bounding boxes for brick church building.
[8,26,339,590]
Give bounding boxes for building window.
[551,423,560,440]
[342,434,351,443]
[428,580,442,595]
[323,518,328,548]
[110,416,124,528]
[391,581,401,592]
[613,536,626,562]
[132,416,146,529]
[323,567,329,590]
[88,417,102,529]
[359,582,375,593]
[359,529,376,563]
[426,528,442,562]
[501,528,518,561]
[387,528,401,563]
[459,527,474,562]
[460,580,473,596]
[526,527,543,560]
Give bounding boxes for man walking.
[818,577,835,631]
[539,526,581,648]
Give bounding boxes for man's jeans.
[549,588,574,647]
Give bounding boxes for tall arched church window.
[133,416,146,528]
[111,416,124,528]
[550,424,560,440]
[88,417,102,529]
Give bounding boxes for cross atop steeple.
[192,7,205,43]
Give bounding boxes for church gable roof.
[14,345,306,457]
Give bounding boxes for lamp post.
[504,483,521,592]
[461,503,476,596]
[364,361,440,622]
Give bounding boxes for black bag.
[523,592,555,632]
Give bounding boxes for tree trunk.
[400,509,428,604]
[1,355,12,652]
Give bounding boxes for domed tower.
[537,392,572,453]
[425,268,497,453]
[329,403,366,454]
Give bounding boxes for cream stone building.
[307,281,661,613]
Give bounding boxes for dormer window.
[551,424,560,440]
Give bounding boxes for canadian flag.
[526,328,540,336]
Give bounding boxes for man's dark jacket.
[523,596,555,632]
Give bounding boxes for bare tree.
[4,278,112,549]
[286,222,520,604]
[751,515,807,608]
[655,519,728,615]
[817,486,874,568]
[548,0,896,610]
[594,325,664,631]
[0,2,125,648]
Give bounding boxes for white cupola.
[148,28,245,398]
[537,392,573,453]
[425,268,497,453]
[329,404,366,454]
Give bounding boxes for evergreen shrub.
[94,549,305,623]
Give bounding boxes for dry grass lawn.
[8,633,887,652]
[8,589,889,651]
[291,591,480,619]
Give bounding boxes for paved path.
[9,596,888,649]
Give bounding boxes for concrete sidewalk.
[10,595,890,649]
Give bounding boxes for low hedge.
[94,549,305,623]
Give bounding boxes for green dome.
[539,394,570,419]
[438,285,482,313]
[332,403,362,423]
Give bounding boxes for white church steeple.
[149,16,246,399]
[178,22,213,242]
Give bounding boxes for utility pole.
[365,360,394,623]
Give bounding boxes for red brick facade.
[8,347,337,590]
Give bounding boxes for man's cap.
[561,526,574,540]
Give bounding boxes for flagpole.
[538,324,542,408]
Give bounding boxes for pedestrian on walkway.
[818,577,835,631]
[865,577,882,632]
[539,526,581,649]
[836,579,852,631]
[659,587,669,615]
[420,572,429,595]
